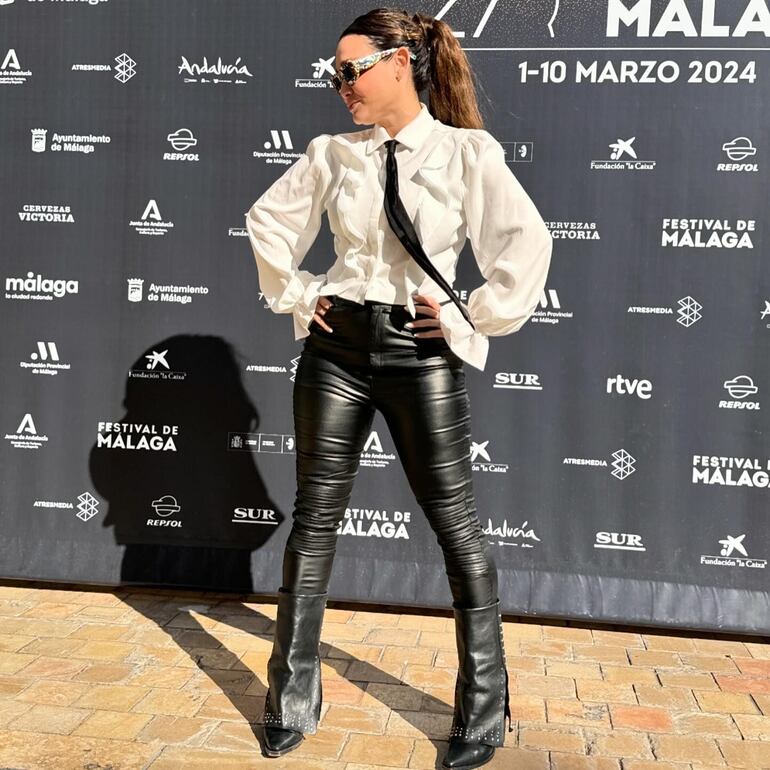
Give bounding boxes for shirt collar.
[365,101,436,155]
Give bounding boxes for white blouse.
[245,101,552,371]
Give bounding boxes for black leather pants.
[281,294,498,609]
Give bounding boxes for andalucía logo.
[483,517,540,549]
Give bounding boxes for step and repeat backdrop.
[1,0,769,634]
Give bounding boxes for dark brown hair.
[338,7,484,129]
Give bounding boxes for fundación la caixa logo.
[591,136,656,171]
[127,349,188,382]
[469,439,509,473]
[700,533,766,570]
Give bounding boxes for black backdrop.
[2,0,769,635]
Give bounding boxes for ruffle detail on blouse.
[282,272,326,340]
[438,301,489,372]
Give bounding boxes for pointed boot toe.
[441,738,495,769]
[263,724,304,757]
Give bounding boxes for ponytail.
[412,13,483,129]
[338,7,485,129]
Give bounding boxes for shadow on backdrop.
[89,334,283,592]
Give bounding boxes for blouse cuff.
[438,301,490,372]
[290,272,327,339]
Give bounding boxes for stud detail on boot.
[261,707,317,733]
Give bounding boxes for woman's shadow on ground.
[88,334,455,759]
[117,589,456,760]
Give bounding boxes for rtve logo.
[606,374,652,399]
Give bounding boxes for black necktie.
[383,139,475,330]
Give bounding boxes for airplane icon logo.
[609,137,637,160]
[470,440,491,462]
[145,350,170,370]
[311,56,335,79]
[719,534,748,558]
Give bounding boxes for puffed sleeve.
[245,133,333,339]
[438,130,553,371]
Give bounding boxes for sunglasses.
[330,46,417,92]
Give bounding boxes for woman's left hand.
[406,293,445,338]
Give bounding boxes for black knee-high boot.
[261,588,328,756]
[442,598,513,770]
[260,548,333,758]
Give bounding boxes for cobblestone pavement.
[1,581,769,769]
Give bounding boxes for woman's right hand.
[312,296,335,332]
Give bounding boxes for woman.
[246,8,552,769]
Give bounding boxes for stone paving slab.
[0,580,769,769]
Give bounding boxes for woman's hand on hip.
[312,296,335,332]
[406,293,445,338]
